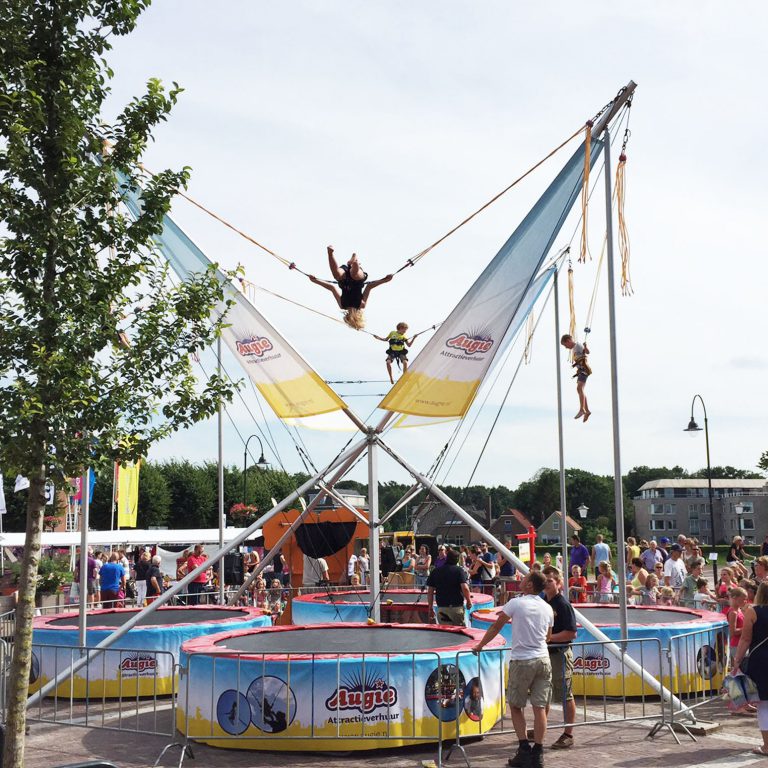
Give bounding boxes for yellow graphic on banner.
[116,461,140,528]
[378,372,481,418]
[255,371,345,419]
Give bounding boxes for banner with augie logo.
[379,137,602,420]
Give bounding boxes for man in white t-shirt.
[472,571,553,768]
[347,552,359,584]
[303,555,330,586]
[663,544,687,589]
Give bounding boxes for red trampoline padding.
[181,621,506,660]
[34,605,267,631]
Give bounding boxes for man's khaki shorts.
[507,657,552,709]
[436,605,466,626]
[549,647,574,704]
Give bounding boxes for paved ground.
[20,696,768,768]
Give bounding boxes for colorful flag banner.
[118,174,347,424]
[116,461,141,528]
[379,137,603,420]
[71,472,96,503]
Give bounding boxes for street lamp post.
[683,394,715,580]
[243,435,269,505]
[734,502,745,542]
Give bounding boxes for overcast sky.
[103,2,768,496]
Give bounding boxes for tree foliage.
[0,2,237,763]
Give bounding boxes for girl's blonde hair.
[598,560,609,572]
[660,586,675,597]
[343,308,365,330]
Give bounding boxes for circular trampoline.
[31,606,271,699]
[178,622,510,751]
[292,589,495,625]
[470,603,727,696]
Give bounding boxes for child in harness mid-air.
[374,322,414,384]
[560,334,592,422]
[308,246,393,330]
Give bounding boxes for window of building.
[735,502,754,514]
[688,505,699,519]
[650,504,665,516]
[741,519,755,531]
[701,518,711,531]
[650,520,665,531]
[553,520,560,530]
[689,520,700,535]
[504,519,512,529]
[665,504,676,514]
[666,519,677,530]
[444,535,464,547]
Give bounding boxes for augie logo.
[236,336,274,357]
[445,333,494,355]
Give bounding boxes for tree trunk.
[3,473,46,768]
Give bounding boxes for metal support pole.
[368,432,381,622]
[601,126,628,642]
[554,268,569,585]
[78,469,90,647]
[217,337,225,604]
[27,435,369,707]
[375,437,691,714]
[229,440,370,604]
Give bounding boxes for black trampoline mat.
[577,607,705,625]
[45,608,252,629]
[215,627,469,654]
[319,591,427,604]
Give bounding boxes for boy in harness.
[374,322,414,384]
[560,334,591,422]
[308,245,393,330]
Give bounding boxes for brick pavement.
[21,697,768,768]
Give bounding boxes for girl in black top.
[308,246,393,330]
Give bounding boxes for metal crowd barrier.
[25,642,176,739]
[659,623,729,741]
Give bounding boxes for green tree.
[759,452,768,474]
[162,460,218,528]
[137,461,172,528]
[690,466,764,480]
[0,3,236,763]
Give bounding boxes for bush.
[12,556,72,595]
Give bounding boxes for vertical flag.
[71,472,96,503]
[116,461,141,528]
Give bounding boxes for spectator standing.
[542,566,577,750]
[732,581,768,755]
[640,541,663,573]
[357,548,369,586]
[271,549,288,587]
[678,558,704,607]
[303,555,330,586]
[657,537,671,563]
[754,557,768,584]
[472,572,553,768]
[726,586,747,668]
[568,566,588,603]
[433,545,448,570]
[100,552,125,608]
[74,547,99,608]
[134,551,151,607]
[145,555,163,603]
[663,544,687,590]
[591,535,611,578]
[186,544,210,605]
[569,536,590,577]
[426,548,473,626]
[762,536,768,558]
[628,558,649,592]
[347,551,359,584]
[414,545,432,588]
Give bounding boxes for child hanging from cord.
[308,246,393,330]
[374,322,415,385]
[560,334,592,422]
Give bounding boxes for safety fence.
[23,642,176,739]
[0,628,725,767]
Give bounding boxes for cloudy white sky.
[104,2,767,492]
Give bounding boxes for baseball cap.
[659,537,670,545]
[670,544,683,552]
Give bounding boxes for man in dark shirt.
[145,555,164,603]
[542,565,577,750]
[427,548,473,626]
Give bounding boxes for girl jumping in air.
[560,334,591,422]
[308,246,393,330]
